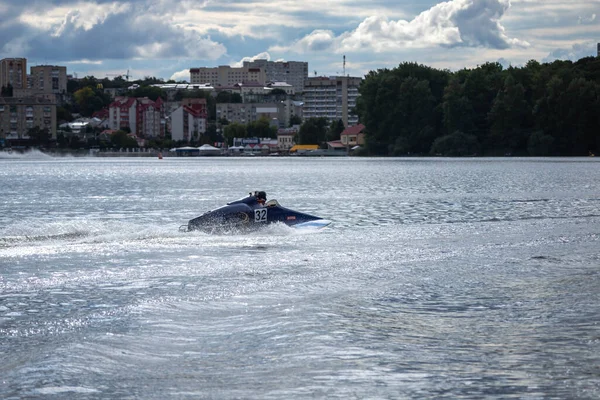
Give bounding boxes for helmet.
[256,191,267,201]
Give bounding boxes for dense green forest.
[355,58,600,156]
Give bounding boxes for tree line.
[355,58,600,156]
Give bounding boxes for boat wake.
[0,217,331,251]
[0,149,54,160]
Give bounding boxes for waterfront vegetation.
[356,58,600,156]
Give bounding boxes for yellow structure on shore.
[289,145,319,153]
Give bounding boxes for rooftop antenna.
[314,70,317,77]
[343,55,346,76]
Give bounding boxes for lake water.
[1,154,600,399]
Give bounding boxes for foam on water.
[0,149,54,160]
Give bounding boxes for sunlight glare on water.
[1,156,600,399]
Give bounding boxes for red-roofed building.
[340,123,365,147]
[170,98,208,142]
[97,129,117,141]
[108,96,164,139]
[92,109,109,120]
[327,140,346,151]
[137,97,163,138]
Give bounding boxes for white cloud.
[271,30,336,53]
[170,68,190,81]
[231,52,271,67]
[64,59,103,65]
[274,0,528,54]
[578,14,597,24]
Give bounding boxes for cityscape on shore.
[3,44,600,158]
[0,57,364,156]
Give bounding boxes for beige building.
[0,96,57,141]
[0,58,27,90]
[243,59,308,93]
[30,65,68,94]
[276,128,297,151]
[216,102,285,127]
[190,66,266,87]
[303,76,361,127]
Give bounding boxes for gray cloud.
[543,41,597,62]
[448,0,517,48]
[0,1,225,62]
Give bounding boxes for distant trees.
[247,117,277,139]
[298,117,328,147]
[215,91,242,103]
[27,127,51,147]
[356,59,600,156]
[72,86,111,117]
[289,115,302,127]
[1,84,13,97]
[129,86,166,101]
[327,119,345,141]
[110,130,138,148]
[223,122,247,145]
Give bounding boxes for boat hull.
[184,193,328,233]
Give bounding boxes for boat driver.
[255,191,267,206]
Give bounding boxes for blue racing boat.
[181,191,331,232]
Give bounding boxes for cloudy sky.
[0,0,598,82]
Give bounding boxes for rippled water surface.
[1,155,600,399]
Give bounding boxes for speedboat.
[180,191,331,232]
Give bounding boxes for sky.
[0,0,599,82]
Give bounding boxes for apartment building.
[137,97,164,138]
[108,96,164,138]
[216,102,285,127]
[30,65,68,94]
[280,99,303,127]
[0,58,27,91]
[0,95,57,142]
[302,76,361,127]
[170,98,208,142]
[190,66,266,87]
[109,97,137,132]
[243,59,308,93]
